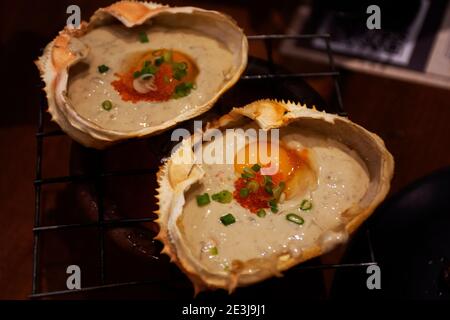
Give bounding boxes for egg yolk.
[234,141,316,200]
[111,49,198,102]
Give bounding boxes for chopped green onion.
[300,199,313,211]
[163,50,172,63]
[246,181,259,193]
[239,188,249,198]
[241,173,253,179]
[286,213,304,225]
[133,61,158,78]
[244,167,253,174]
[196,193,210,206]
[154,56,164,66]
[173,70,187,80]
[101,100,112,111]
[272,181,286,200]
[172,62,187,70]
[163,75,170,84]
[172,62,188,80]
[141,64,157,76]
[211,190,232,204]
[264,184,273,195]
[251,164,261,172]
[173,82,195,99]
[256,209,266,218]
[209,247,218,255]
[173,69,187,80]
[263,175,273,186]
[268,199,278,213]
[220,213,236,226]
[243,167,255,177]
[138,31,149,43]
[98,64,109,73]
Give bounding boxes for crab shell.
[35,1,248,149]
[155,99,394,294]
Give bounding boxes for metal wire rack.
[31,33,375,298]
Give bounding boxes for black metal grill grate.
[31,34,374,298]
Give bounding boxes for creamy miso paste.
[179,127,370,273]
[67,24,234,131]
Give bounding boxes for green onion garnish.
[138,31,149,43]
[246,181,259,193]
[264,184,273,195]
[220,213,236,226]
[98,64,109,73]
[163,75,170,84]
[300,199,313,211]
[211,190,232,204]
[243,167,255,177]
[239,188,249,198]
[263,175,273,186]
[133,61,158,78]
[101,100,112,111]
[178,62,187,70]
[173,82,195,99]
[141,62,157,75]
[154,56,164,66]
[251,164,261,172]
[257,209,266,218]
[268,199,278,213]
[286,213,304,225]
[209,247,218,255]
[163,50,173,63]
[272,181,286,200]
[172,62,188,80]
[196,193,210,206]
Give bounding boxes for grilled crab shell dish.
[155,99,394,293]
[36,1,248,149]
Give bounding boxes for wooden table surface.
[1,0,449,299]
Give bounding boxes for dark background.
[0,0,449,299]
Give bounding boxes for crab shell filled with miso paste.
[155,100,394,293]
[36,1,248,149]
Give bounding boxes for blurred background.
[1,0,449,300]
